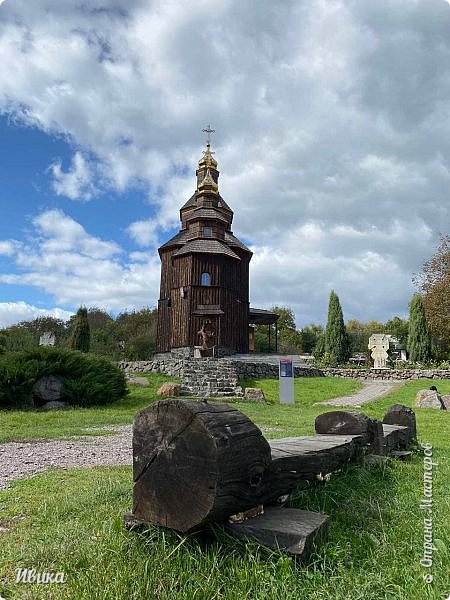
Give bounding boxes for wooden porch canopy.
[248,308,279,352]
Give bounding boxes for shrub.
[0,348,127,409]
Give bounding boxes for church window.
[200,272,211,286]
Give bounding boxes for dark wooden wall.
[156,247,250,353]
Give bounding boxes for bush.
[0,348,127,409]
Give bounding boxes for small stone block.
[224,506,329,559]
[390,450,412,461]
[157,382,182,397]
[244,387,266,402]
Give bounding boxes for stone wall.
[230,361,324,380]
[322,368,450,380]
[117,358,450,397]
[117,358,184,378]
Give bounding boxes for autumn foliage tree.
[413,234,450,355]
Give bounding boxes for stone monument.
[39,332,56,347]
[368,334,390,369]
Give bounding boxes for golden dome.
[198,143,218,169]
[198,167,218,194]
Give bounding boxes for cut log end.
[132,399,271,532]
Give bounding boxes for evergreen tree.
[325,290,350,365]
[68,307,91,353]
[313,331,326,359]
[407,294,432,363]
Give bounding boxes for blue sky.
[0,0,449,328]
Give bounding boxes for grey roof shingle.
[159,230,190,250]
[225,232,251,252]
[173,239,241,260]
[180,192,233,214]
[185,208,229,223]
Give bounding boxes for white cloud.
[50,151,98,200]
[127,219,159,248]
[0,0,449,324]
[0,210,160,311]
[0,241,16,256]
[0,301,73,328]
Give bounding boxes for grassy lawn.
[0,375,361,443]
[0,373,173,443]
[0,376,449,599]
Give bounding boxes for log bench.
[127,399,416,559]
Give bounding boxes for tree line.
[0,307,158,361]
[0,234,447,364]
[256,234,449,364]
[255,290,445,366]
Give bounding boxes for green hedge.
[0,348,128,409]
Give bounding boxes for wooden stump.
[314,410,378,446]
[132,399,272,532]
[382,404,416,443]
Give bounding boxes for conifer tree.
[407,294,432,363]
[325,290,350,365]
[69,307,91,353]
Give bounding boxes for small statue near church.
[198,321,215,350]
[368,334,390,369]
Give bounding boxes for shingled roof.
[180,192,233,214]
[158,229,190,250]
[185,208,229,224]
[173,239,241,260]
[225,232,251,253]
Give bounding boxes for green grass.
[0,375,360,443]
[0,373,173,443]
[0,376,449,599]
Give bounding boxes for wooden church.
[156,131,278,356]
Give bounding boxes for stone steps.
[181,357,243,397]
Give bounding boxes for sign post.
[279,358,294,404]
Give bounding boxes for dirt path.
[0,425,132,490]
[317,380,403,407]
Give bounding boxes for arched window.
[200,272,211,286]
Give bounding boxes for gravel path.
[1,381,404,490]
[318,380,403,407]
[0,425,132,490]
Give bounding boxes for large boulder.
[415,390,443,410]
[157,382,182,397]
[440,395,450,411]
[33,375,64,404]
